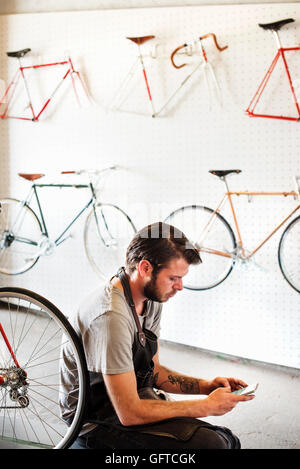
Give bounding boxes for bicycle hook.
[170,44,188,69]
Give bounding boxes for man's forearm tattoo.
[168,375,200,393]
[154,371,200,394]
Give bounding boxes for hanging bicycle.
[0,166,136,279]
[108,35,156,117]
[246,18,300,122]
[164,170,300,292]
[0,48,91,121]
[108,33,228,118]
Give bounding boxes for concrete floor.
[159,340,300,449]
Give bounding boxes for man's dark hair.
[125,221,201,275]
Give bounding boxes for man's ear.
[138,259,153,278]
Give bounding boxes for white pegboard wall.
[0,4,299,368]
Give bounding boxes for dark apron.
[117,266,159,396]
[84,267,239,446]
[82,268,160,424]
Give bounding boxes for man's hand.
[203,386,255,416]
[204,376,248,394]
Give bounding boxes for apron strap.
[116,267,146,347]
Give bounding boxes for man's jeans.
[70,418,241,449]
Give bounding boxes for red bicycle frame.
[0,322,21,369]
[246,19,300,122]
[0,50,89,122]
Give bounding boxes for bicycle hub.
[0,366,29,408]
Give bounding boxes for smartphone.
[232,383,258,395]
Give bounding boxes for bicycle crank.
[25,235,55,261]
[0,230,15,249]
[230,247,268,273]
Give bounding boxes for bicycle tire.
[278,215,300,293]
[0,198,43,275]
[84,203,137,280]
[164,205,236,290]
[0,287,88,449]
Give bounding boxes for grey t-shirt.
[60,282,162,432]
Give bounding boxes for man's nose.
[174,279,183,290]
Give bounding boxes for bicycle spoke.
[84,203,136,280]
[24,326,64,367]
[18,407,37,446]
[164,205,236,290]
[0,199,42,275]
[23,317,53,366]
[28,397,56,446]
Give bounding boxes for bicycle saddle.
[258,18,294,31]
[18,173,45,181]
[126,35,155,45]
[6,48,31,58]
[209,170,241,178]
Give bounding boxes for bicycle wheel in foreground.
[84,203,137,280]
[278,215,300,293]
[164,205,236,290]
[0,288,88,449]
[0,198,43,275]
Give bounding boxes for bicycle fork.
[92,205,118,248]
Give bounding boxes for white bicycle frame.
[154,35,226,117]
[108,35,156,117]
[108,33,228,118]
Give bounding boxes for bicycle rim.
[0,198,42,275]
[278,215,300,293]
[164,205,236,290]
[84,203,137,280]
[0,288,88,449]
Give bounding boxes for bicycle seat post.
[12,52,36,121]
[272,29,282,50]
[221,175,231,193]
[258,18,295,50]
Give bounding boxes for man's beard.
[143,274,174,303]
[143,274,162,302]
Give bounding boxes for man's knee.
[200,427,230,449]
[191,426,240,449]
[215,427,241,449]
